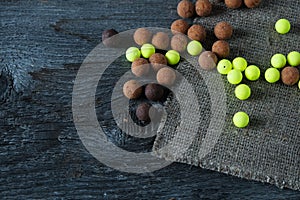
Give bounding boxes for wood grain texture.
[0,0,300,199]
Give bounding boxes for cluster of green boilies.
[125,41,300,129]
[126,40,204,63]
[126,44,180,65]
[216,57,256,128]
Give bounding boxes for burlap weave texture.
[153,0,300,191]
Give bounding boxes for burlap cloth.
[153,0,300,191]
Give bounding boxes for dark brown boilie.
[123,80,143,99]
[171,34,188,52]
[131,58,150,77]
[133,28,152,46]
[187,24,206,42]
[281,67,300,86]
[225,0,243,9]
[152,32,170,50]
[198,51,218,70]
[149,53,168,72]
[214,21,233,40]
[145,83,165,101]
[244,0,262,8]
[171,19,190,34]
[177,0,195,18]
[136,103,151,122]
[157,67,177,86]
[195,0,212,17]
[212,40,230,58]
[102,29,118,47]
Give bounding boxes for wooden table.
[1,0,300,199]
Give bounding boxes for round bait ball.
[281,66,300,86]
[145,83,165,101]
[235,84,251,100]
[212,40,230,58]
[225,0,242,9]
[245,65,261,81]
[149,53,168,72]
[287,51,300,67]
[187,40,203,56]
[217,59,232,75]
[133,28,152,46]
[195,0,212,17]
[136,103,151,122]
[198,51,218,71]
[232,57,247,71]
[244,0,262,8]
[102,29,118,47]
[123,80,143,99]
[271,53,286,69]
[227,69,243,85]
[187,24,206,42]
[177,0,195,18]
[131,58,150,77]
[171,19,190,34]
[233,112,249,128]
[152,32,170,50]
[275,19,291,34]
[214,21,233,40]
[165,50,180,65]
[126,47,141,62]
[265,68,280,83]
[171,34,188,52]
[157,67,176,86]
[141,43,155,58]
